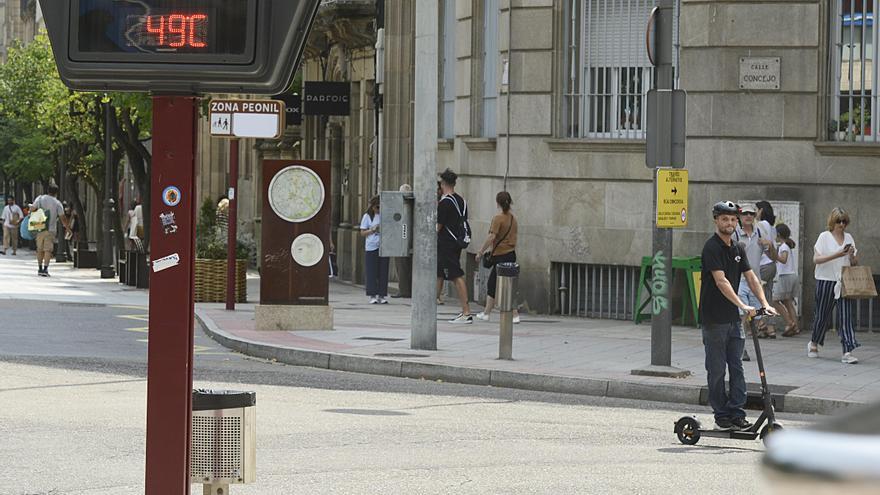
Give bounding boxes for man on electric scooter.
[700,201,778,431]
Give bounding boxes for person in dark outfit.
[436,168,472,324]
[700,201,777,431]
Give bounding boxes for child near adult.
[772,224,800,337]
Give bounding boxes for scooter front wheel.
[675,416,702,445]
[760,422,783,445]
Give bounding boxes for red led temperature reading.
[144,13,208,49]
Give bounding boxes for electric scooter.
[674,308,784,446]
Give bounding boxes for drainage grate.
[357,337,406,342]
[59,302,107,308]
[374,353,429,358]
[552,262,639,320]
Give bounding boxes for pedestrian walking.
[31,185,70,277]
[1,196,23,255]
[755,201,779,331]
[808,207,861,364]
[436,168,472,323]
[700,201,777,431]
[125,200,140,250]
[735,203,777,338]
[360,195,389,304]
[475,191,520,323]
[772,224,801,337]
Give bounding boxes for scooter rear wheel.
[675,416,701,445]
[760,422,783,445]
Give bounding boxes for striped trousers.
[810,279,860,353]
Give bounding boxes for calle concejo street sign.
[209,99,285,139]
[656,168,688,228]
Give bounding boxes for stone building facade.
[298,0,415,285]
[430,0,880,324]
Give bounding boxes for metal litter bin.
[191,389,256,495]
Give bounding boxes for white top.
[758,220,776,266]
[1,204,23,229]
[32,195,64,231]
[360,213,380,252]
[776,242,797,276]
[128,210,139,238]
[813,230,856,282]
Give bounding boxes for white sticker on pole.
[228,187,235,200]
[152,253,181,273]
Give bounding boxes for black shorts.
[437,245,464,280]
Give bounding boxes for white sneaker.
[841,352,859,364]
[512,315,521,324]
[807,342,819,358]
[475,312,490,321]
[369,296,379,304]
[379,296,388,304]
[449,313,473,324]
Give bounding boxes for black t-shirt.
[700,233,751,324]
[437,193,465,249]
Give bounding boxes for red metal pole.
[226,139,239,311]
[146,96,197,495]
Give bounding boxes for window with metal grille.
[482,0,499,138]
[440,0,456,139]
[828,0,878,142]
[552,262,640,320]
[562,0,679,139]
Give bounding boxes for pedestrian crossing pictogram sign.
[656,169,688,228]
[209,99,285,139]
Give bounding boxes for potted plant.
[194,198,254,303]
[838,106,872,141]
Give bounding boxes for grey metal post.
[633,0,689,378]
[496,263,519,360]
[651,0,674,366]
[411,0,439,350]
[100,101,116,279]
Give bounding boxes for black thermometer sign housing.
[40,0,321,94]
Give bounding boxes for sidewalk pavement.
[4,249,878,415]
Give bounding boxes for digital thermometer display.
[71,0,256,64]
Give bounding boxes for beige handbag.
[841,266,878,299]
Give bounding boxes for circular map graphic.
[291,234,324,267]
[268,166,325,223]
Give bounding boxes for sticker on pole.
[152,253,181,273]
[162,186,181,207]
[656,169,688,228]
[209,99,285,139]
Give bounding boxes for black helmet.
[712,201,739,218]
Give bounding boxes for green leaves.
[0,34,153,184]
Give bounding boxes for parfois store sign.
[303,81,351,116]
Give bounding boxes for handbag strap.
[489,215,514,256]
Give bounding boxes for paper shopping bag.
[841,266,878,299]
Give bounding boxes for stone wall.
[437,0,880,318]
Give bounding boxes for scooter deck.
[699,428,760,440]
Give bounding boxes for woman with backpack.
[475,191,520,323]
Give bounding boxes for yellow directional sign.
[657,169,688,228]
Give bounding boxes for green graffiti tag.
[652,250,669,315]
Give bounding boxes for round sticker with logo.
[162,186,182,207]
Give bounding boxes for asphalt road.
[0,299,817,494]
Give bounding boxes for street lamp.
[100,100,116,279]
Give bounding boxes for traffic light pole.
[145,96,198,495]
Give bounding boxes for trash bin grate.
[191,415,243,481]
